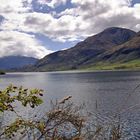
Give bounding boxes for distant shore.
[5,68,140,75]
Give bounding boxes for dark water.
[0,71,140,139]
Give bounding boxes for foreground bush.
[0,71,5,75]
[0,85,86,140]
[0,85,132,140]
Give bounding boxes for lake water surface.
[0,71,140,139]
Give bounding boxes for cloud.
[37,0,67,8]
[133,3,140,19]
[19,0,140,42]
[0,0,54,58]
[0,15,5,25]
[1,0,140,45]
[0,0,140,59]
[24,12,87,42]
[0,0,32,13]
[0,31,53,58]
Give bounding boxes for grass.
[83,59,140,71]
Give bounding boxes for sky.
[0,0,140,59]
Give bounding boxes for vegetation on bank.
[0,71,5,75]
[83,59,140,71]
[0,85,139,139]
[29,59,140,72]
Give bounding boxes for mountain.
[33,27,136,71]
[73,31,140,70]
[137,31,140,36]
[0,56,38,70]
[101,32,140,62]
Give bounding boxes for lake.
[0,71,140,139]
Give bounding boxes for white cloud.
[0,0,54,58]
[1,0,140,45]
[37,0,67,8]
[71,0,132,8]
[0,31,53,58]
[133,4,140,19]
[20,0,140,42]
[0,0,32,13]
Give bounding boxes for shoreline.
[5,68,140,74]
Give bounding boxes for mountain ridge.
[33,27,137,71]
[0,56,38,70]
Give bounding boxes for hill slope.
[86,31,140,70]
[102,32,140,62]
[33,27,136,71]
[0,56,38,70]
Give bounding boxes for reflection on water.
[0,71,140,139]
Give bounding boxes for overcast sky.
[0,0,140,58]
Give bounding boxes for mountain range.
[0,56,38,70]
[1,27,140,71]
